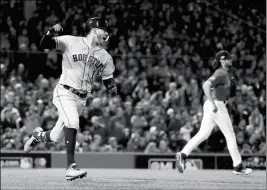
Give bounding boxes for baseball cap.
[215,50,234,63]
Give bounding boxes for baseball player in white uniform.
[24,17,117,181]
[175,50,252,175]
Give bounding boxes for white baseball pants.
[49,84,87,142]
[181,100,242,167]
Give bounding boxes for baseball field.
[1,168,266,190]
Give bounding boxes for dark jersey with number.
[208,68,234,101]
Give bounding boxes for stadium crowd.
[0,0,266,154]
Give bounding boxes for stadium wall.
[1,151,265,170]
[51,152,135,168]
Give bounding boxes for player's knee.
[51,136,61,143]
[50,132,63,143]
[202,134,210,141]
[197,131,210,141]
[65,122,79,130]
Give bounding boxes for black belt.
[62,85,87,98]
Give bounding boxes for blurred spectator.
[88,98,103,122]
[102,137,118,152]
[165,82,179,101]
[90,134,102,152]
[249,106,265,138]
[108,107,129,146]
[144,142,158,154]
[91,116,109,144]
[166,108,182,132]
[256,142,266,155]
[123,101,133,129]
[168,130,178,152]
[23,103,42,134]
[18,28,29,50]
[78,130,91,152]
[79,107,90,132]
[127,132,140,152]
[236,131,245,151]
[1,92,23,130]
[44,51,61,79]
[179,120,194,142]
[41,104,58,131]
[137,136,148,152]
[241,143,253,155]
[130,104,148,134]
[149,111,167,132]
[158,140,172,153]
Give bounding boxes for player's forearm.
[103,77,117,95]
[202,81,215,105]
[40,31,56,49]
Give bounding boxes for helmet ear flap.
[104,32,109,42]
[104,35,109,42]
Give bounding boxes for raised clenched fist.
[48,24,64,33]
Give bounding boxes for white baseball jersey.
[53,35,115,93]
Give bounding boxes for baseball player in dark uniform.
[176,50,252,175]
[24,17,117,180]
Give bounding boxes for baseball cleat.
[176,152,185,173]
[233,167,252,175]
[24,127,43,153]
[233,164,252,175]
[66,163,87,181]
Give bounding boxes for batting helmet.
[85,17,109,34]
